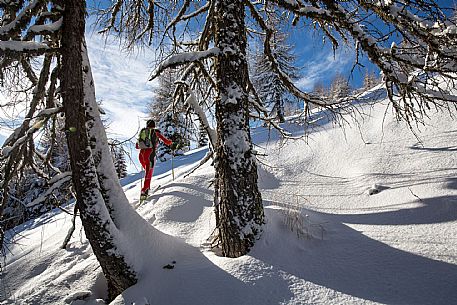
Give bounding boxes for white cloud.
[0,29,157,171]
[86,33,158,141]
[296,46,354,91]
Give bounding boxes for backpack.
[137,128,158,154]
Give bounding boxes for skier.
[136,119,172,201]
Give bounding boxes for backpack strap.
[137,128,151,149]
[149,129,158,158]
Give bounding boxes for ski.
[136,184,161,209]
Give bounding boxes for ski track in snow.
[2,99,457,305]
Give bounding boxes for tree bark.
[60,0,136,300]
[274,91,285,123]
[213,0,264,257]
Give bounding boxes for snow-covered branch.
[182,86,217,149]
[150,48,220,80]
[246,0,330,108]
[3,54,54,147]
[267,0,457,122]
[0,41,51,55]
[25,172,72,208]
[181,2,210,20]
[1,107,62,159]
[27,18,63,36]
[0,0,45,39]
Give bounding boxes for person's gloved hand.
[171,142,181,151]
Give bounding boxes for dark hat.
[146,119,155,128]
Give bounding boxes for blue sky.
[289,0,457,91]
[88,1,363,93]
[291,30,362,91]
[87,0,456,97]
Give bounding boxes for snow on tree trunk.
[81,39,132,222]
[60,0,136,300]
[214,0,264,258]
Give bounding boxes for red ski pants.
[139,149,156,193]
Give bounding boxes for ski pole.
[139,172,144,201]
[171,149,175,181]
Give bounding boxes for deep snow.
[2,96,457,305]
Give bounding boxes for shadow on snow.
[253,194,457,305]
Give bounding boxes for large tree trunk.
[60,0,136,300]
[81,39,127,222]
[213,0,264,258]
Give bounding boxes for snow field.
[2,99,457,305]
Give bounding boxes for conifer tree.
[111,144,128,179]
[312,82,328,97]
[157,112,191,161]
[0,0,138,298]
[149,69,178,122]
[151,67,192,161]
[330,72,351,101]
[362,69,380,90]
[252,24,300,122]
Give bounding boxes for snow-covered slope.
[2,97,457,305]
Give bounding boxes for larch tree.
[362,69,380,91]
[157,112,191,161]
[251,16,300,123]
[151,68,192,161]
[149,68,178,122]
[1,0,137,300]
[97,0,264,257]
[0,0,63,249]
[329,72,352,101]
[59,0,138,299]
[96,0,457,258]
